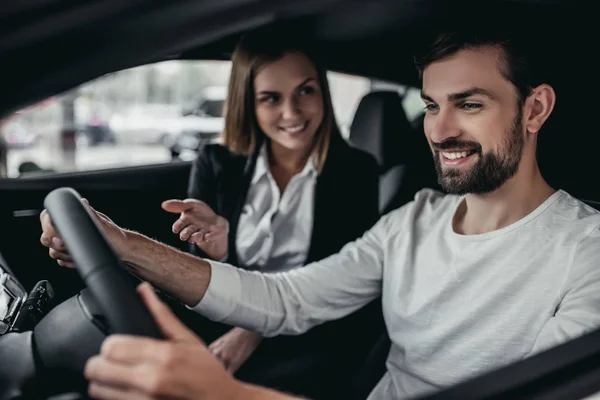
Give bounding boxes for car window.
[0,60,379,178]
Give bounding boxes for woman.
[162,27,383,399]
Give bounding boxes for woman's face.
[253,51,324,155]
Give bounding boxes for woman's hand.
[162,199,229,260]
[208,328,263,374]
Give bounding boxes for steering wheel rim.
[44,187,162,338]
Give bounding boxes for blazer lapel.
[221,146,260,266]
[306,146,341,264]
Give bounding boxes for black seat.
[348,91,440,398]
[349,91,439,214]
[582,199,600,211]
[352,331,391,400]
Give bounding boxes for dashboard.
[0,254,27,334]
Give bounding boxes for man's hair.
[414,30,551,106]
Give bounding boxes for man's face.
[421,46,525,195]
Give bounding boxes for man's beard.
[433,111,524,195]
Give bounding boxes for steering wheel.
[44,187,162,337]
[0,188,164,399]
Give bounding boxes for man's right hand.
[39,201,130,268]
[85,283,300,400]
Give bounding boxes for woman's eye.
[259,95,279,104]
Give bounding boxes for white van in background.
[109,86,226,149]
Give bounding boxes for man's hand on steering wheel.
[40,200,129,268]
[39,189,299,400]
[84,282,244,400]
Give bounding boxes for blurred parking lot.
[7,140,171,177]
[0,60,416,178]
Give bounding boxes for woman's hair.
[222,27,341,173]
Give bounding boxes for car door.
[0,162,191,304]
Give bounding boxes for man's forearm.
[120,230,211,306]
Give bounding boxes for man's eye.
[461,103,483,111]
[424,103,438,112]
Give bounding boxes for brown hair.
[414,29,551,108]
[222,28,341,173]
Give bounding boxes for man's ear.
[524,84,556,134]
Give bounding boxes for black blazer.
[187,133,380,266]
[185,134,383,398]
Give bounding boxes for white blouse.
[235,145,317,273]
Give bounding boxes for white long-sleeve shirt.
[235,144,317,272]
[193,188,600,399]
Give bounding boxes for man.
[41,30,600,399]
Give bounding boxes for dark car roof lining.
[180,1,574,83]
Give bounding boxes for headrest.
[349,91,414,172]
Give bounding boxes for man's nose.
[428,110,461,144]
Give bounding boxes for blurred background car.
[108,103,183,146]
[170,86,226,160]
[76,118,117,147]
[108,86,226,151]
[74,98,117,147]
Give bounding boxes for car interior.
[348,90,439,214]
[1,0,599,399]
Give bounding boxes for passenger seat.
[348,91,439,215]
[348,92,440,398]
